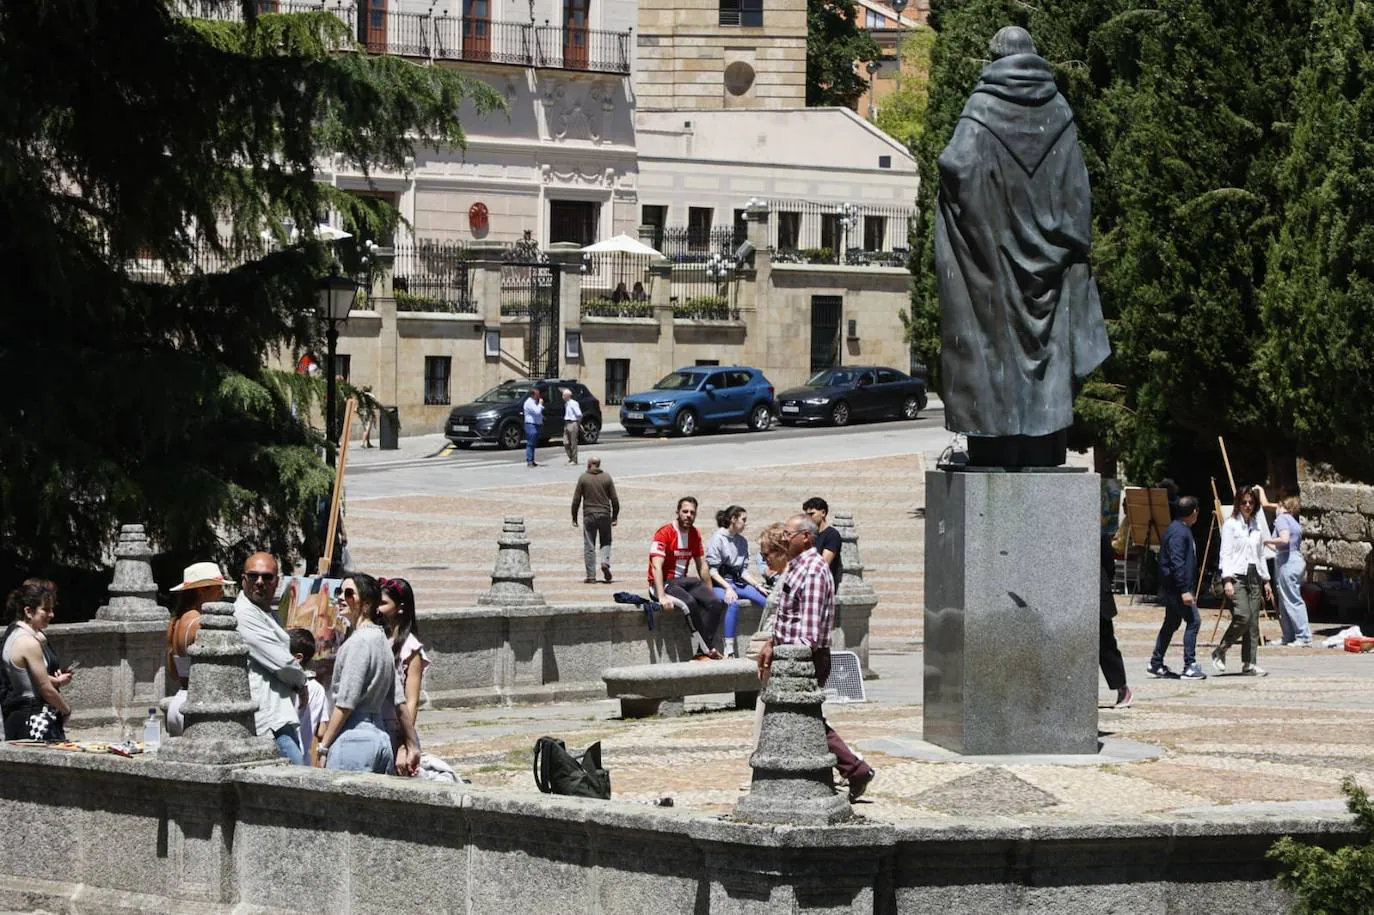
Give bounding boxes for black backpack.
[533,736,611,800]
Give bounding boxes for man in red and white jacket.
[646,496,727,660]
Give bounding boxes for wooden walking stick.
[1207,476,1231,644]
[319,395,358,577]
[1218,435,1237,498]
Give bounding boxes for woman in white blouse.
[1212,486,1275,677]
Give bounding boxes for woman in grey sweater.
[317,573,415,774]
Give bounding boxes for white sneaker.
[1211,647,1227,674]
[1241,663,1268,677]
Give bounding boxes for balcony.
[176,1,632,76]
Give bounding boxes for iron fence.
[124,244,251,284]
[764,199,915,265]
[392,241,473,313]
[657,227,739,316]
[174,1,631,74]
[580,253,654,316]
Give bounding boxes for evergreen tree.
[0,1,501,595]
[1259,0,1374,483]
[807,0,881,107]
[873,26,936,151]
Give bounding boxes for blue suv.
[620,366,776,437]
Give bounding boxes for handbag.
[533,736,611,800]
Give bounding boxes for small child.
[288,628,330,765]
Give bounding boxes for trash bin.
[379,406,400,450]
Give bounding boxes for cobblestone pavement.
[345,451,1374,824]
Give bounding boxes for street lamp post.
[834,202,860,264]
[866,59,880,121]
[316,270,360,467]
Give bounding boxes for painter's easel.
[1121,486,1172,602]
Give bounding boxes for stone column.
[95,523,168,622]
[650,260,675,374]
[469,240,507,391]
[734,643,853,825]
[477,517,548,609]
[832,511,876,677]
[158,600,279,765]
[547,241,583,380]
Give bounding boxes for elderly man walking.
[572,456,619,583]
[561,388,583,465]
[234,552,308,763]
[757,514,875,801]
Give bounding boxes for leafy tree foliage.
[807,0,881,107]
[0,1,501,598]
[874,26,936,151]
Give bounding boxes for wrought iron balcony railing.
[175,1,632,75]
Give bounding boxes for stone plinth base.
[923,468,1099,756]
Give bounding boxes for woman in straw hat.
[165,561,226,735]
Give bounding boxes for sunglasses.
[783,529,806,539]
[335,587,357,603]
[244,571,277,582]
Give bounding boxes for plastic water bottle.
[143,708,161,754]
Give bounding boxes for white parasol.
[579,234,663,258]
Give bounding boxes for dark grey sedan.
[776,366,928,427]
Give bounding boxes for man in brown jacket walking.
[572,456,620,583]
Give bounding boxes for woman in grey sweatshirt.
[316,572,406,774]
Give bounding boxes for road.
[347,404,954,499]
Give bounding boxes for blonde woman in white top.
[1211,486,1275,676]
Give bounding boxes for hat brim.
[170,578,226,593]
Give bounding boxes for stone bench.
[602,659,762,718]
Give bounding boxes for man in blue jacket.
[1148,496,1207,680]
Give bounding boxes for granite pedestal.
[923,468,1099,755]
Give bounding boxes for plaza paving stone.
[336,452,1374,824]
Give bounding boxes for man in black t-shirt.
[802,496,843,588]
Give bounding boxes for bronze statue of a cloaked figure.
[935,26,1110,468]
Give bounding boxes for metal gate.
[501,260,561,379]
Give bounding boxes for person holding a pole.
[1213,487,1275,676]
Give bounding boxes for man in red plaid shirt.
[757,513,876,801]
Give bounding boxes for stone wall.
[0,746,1352,913]
[49,599,807,727]
[1299,481,1374,571]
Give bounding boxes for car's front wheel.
[748,403,772,432]
[674,408,699,437]
[901,396,920,420]
[497,420,523,451]
[830,401,851,426]
[580,414,602,444]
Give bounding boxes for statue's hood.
[962,53,1073,175]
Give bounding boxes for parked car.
[776,366,927,426]
[445,379,602,450]
[620,366,776,437]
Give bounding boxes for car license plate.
[781,405,800,413]
[624,411,644,420]
[453,424,470,432]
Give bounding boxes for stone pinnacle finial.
[158,600,279,765]
[734,644,854,825]
[95,523,170,622]
[831,512,877,677]
[477,516,548,608]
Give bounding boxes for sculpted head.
[989,26,1036,59]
